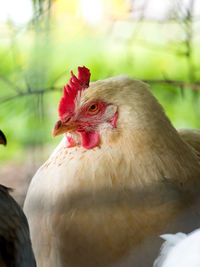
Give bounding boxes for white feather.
[154,229,200,267]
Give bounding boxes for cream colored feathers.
[24,75,200,267]
[178,128,200,154]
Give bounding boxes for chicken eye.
[88,104,99,113]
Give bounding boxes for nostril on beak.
[55,120,62,129]
[64,117,71,123]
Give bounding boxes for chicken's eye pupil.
[88,104,98,113]
[91,105,96,110]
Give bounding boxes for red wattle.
[77,130,99,149]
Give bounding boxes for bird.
[154,229,200,267]
[0,130,7,146]
[0,130,36,267]
[24,66,200,267]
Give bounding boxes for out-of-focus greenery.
[0,0,199,162]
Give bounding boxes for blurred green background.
[0,0,200,165]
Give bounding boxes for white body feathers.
[24,76,200,267]
[154,229,200,267]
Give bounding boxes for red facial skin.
[55,67,118,149]
[110,112,118,128]
[62,100,116,149]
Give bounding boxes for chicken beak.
[0,130,7,146]
[52,120,78,138]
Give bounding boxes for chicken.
[0,130,36,267]
[0,186,36,267]
[0,130,7,146]
[178,128,200,154]
[154,229,200,267]
[24,66,200,267]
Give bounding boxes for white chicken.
[154,229,200,267]
[24,66,200,267]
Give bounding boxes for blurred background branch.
[143,79,200,91]
[0,86,60,104]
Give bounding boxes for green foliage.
[0,13,199,162]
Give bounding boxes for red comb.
[58,66,91,119]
